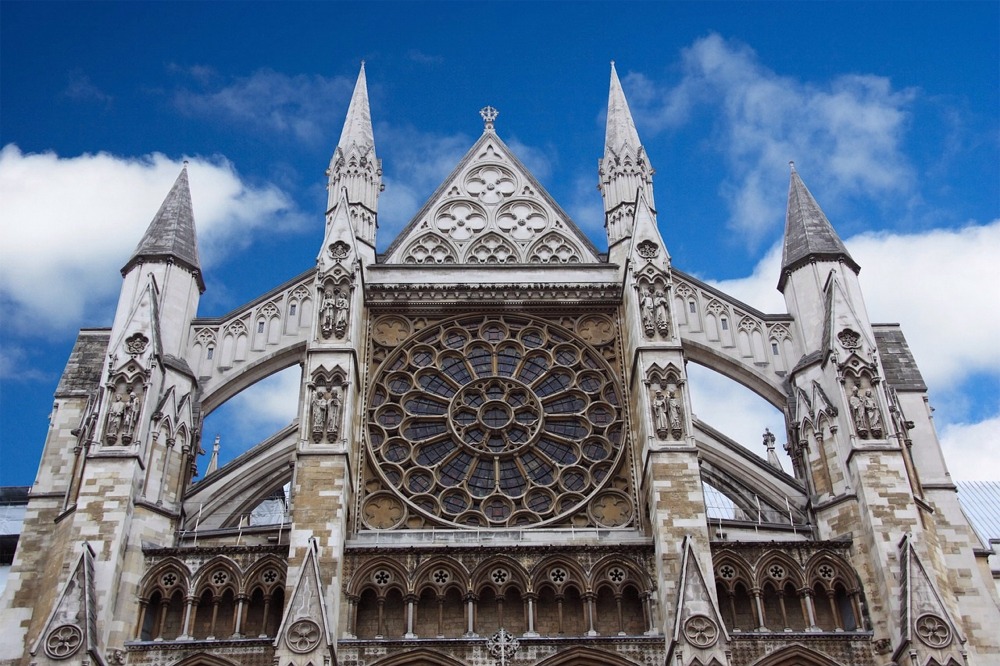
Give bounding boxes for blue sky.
[1,2,997,486]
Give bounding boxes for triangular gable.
[273,540,332,657]
[383,131,602,264]
[30,543,105,664]
[895,534,966,664]
[669,537,729,660]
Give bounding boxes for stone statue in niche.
[105,393,126,444]
[668,390,682,437]
[849,385,867,436]
[320,291,336,339]
[849,383,884,439]
[864,389,883,438]
[311,388,329,442]
[311,385,343,443]
[121,391,141,444]
[652,390,669,438]
[640,289,656,336]
[327,387,342,439]
[333,291,349,338]
[654,291,670,334]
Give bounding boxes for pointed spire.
[600,62,655,246]
[123,164,204,290]
[205,434,220,475]
[778,164,859,291]
[605,61,642,155]
[338,62,375,153]
[327,63,381,245]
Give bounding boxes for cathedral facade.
[2,64,998,666]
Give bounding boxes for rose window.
[367,314,624,528]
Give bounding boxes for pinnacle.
[779,168,859,290]
[338,62,375,153]
[123,165,204,290]
[605,61,642,156]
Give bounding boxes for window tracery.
[365,314,626,529]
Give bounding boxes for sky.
[1,2,997,487]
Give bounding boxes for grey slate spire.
[778,164,859,291]
[122,165,204,291]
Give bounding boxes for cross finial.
[480,105,499,132]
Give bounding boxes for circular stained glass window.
[367,314,624,527]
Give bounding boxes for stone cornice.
[365,282,622,305]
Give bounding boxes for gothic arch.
[368,649,469,666]
[169,655,243,666]
[534,647,642,666]
[198,340,307,415]
[747,644,845,666]
[682,342,786,408]
[530,556,588,594]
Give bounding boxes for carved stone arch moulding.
[402,232,458,265]
[364,313,626,529]
[463,231,517,264]
[526,230,582,264]
[646,364,685,441]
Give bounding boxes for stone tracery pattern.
[366,314,626,528]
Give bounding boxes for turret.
[599,62,654,250]
[326,62,382,248]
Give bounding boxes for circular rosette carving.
[576,315,615,346]
[366,314,624,528]
[286,618,322,653]
[588,489,634,527]
[497,200,548,241]
[372,316,412,346]
[361,492,407,529]
[683,614,719,648]
[434,201,487,241]
[465,165,516,205]
[915,613,951,648]
[44,624,83,659]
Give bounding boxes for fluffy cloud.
[705,220,1000,481]
[173,67,354,143]
[626,34,916,242]
[938,417,1000,482]
[0,145,302,333]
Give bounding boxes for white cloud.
[711,220,1000,390]
[173,68,354,143]
[686,363,791,474]
[626,34,916,242]
[0,145,302,333]
[939,416,1000,482]
[376,125,474,245]
[705,220,1000,482]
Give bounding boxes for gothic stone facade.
[2,65,998,666]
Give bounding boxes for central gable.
[382,131,602,265]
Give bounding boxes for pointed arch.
[534,646,642,666]
[748,644,846,666]
[368,648,469,666]
[169,655,244,666]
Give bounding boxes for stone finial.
[480,105,499,132]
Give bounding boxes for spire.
[122,164,204,290]
[327,62,381,246]
[604,61,641,155]
[778,163,859,291]
[338,62,375,153]
[599,62,655,246]
[205,435,220,475]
